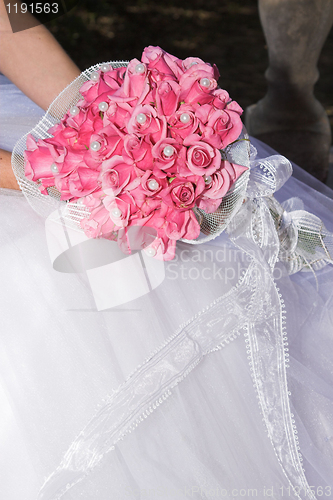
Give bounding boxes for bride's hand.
[0,149,19,189]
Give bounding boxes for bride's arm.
[0,0,80,110]
[0,0,81,189]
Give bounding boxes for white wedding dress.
[1,73,333,500]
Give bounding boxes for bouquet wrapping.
[21,46,249,260]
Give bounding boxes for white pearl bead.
[180,113,190,124]
[163,145,174,157]
[136,113,147,124]
[135,63,145,74]
[145,247,156,257]
[100,64,111,72]
[90,141,101,152]
[200,78,211,88]
[50,163,59,174]
[204,175,212,184]
[148,179,159,191]
[111,208,122,218]
[90,71,99,82]
[99,101,108,112]
[69,105,80,116]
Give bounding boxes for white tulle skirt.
[0,74,332,500]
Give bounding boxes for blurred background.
[48,0,333,135]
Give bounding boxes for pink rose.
[130,171,167,215]
[103,193,136,228]
[203,169,231,199]
[24,135,57,183]
[152,138,185,177]
[99,155,134,196]
[146,202,200,242]
[168,104,198,141]
[197,170,231,213]
[197,161,248,213]
[179,62,218,105]
[122,134,154,171]
[103,66,127,92]
[137,83,157,107]
[161,175,205,211]
[79,67,126,108]
[184,135,221,176]
[127,105,165,143]
[130,200,200,260]
[84,91,113,119]
[201,103,243,148]
[182,57,220,80]
[55,165,101,201]
[81,218,102,239]
[138,198,163,218]
[164,207,200,241]
[171,182,195,209]
[212,88,230,110]
[65,106,94,131]
[83,125,124,169]
[47,110,100,154]
[182,57,206,71]
[56,149,84,177]
[193,104,213,125]
[155,80,180,117]
[139,171,166,197]
[80,73,119,107]
[140,200,200,243]
[34,136,89,185]
[46,122,78,149]
[121,58,150,103]
[142,46,183,81]
[131,174,167,215]
[183,79,217,106]
[104,99,134,131]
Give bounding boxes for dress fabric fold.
[0,75,333,500]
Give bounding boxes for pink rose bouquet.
[24,46,247,260]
